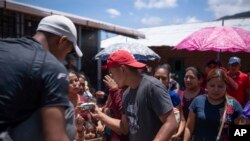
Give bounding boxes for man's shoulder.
[142,74,162,85]
[0,37,46,72]
[0,37,40,50]
[2,36,40,46]
[239,71,249,78]
[43,53,67,73]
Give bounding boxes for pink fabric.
[176,26,250,52]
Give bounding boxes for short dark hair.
[206,59,222,67]
[161,64,171,72]
[185,66,203,80]
[155,64,171,75]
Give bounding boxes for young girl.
[84,121,97,140]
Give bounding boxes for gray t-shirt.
[9,102,76,141]
[122,75,173,141]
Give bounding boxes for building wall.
[0,9,40,38]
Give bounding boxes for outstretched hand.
[89,104,104,121]
[219,67,228,74]
[103,75,118,90]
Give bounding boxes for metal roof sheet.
[101,18,250,48]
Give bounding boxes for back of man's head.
[36,15,82,57]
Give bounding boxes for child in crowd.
[84,121,97,140]
[78,72,94,101]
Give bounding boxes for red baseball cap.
[102,50,146,69]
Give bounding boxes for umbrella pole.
[216,20,224,61]
[217,50,221,61]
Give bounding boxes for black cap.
[206,59,222,67]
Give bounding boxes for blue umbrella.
[95,43,161,61]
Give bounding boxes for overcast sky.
[15,0,250,28]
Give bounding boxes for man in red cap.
[91,50,177,141]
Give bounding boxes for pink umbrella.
[175,26,250,53]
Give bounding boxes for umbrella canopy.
[95,42,161,61]
[175,26,250,52]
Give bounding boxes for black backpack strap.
[26,38,47,106]
[23,37,47,78]
[30,47,47,77]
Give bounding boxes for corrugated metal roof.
[0,0,145,39]
[101,18,250,48]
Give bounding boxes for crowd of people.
[0,14,250,141]
[68,52,250,141]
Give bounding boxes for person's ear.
[58,36,68,48]
[120,65,126,72]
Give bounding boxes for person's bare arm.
[227,76,238,90]
[41,106,69,141]
[183,111,196,141]
[91,105,129,135]
[172,105,186,140]
[220,67,238,90]
[99,114,128,135]
[153,110,178,141]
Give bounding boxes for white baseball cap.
[37,15,83,57]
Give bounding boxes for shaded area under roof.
[0,0,145,39]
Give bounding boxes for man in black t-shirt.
[0,15,82,141]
